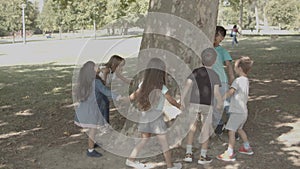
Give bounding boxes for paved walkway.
[0,36,142,66]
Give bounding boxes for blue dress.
[74,79,116,128]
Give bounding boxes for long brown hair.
[75,61,96,102]
[104,55,125,72]
[137,58,166,111]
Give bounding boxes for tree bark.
[254,0,259,33]
[239,0,244,31]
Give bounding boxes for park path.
[0,37,142,66]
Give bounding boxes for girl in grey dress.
[126,58,182,169]
[74,61,118,157]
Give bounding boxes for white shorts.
[225,113,248,132]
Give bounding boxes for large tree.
[0,0,39,42]
[118,0,219,157]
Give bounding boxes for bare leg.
[128,132,151,161]
[186,120,197,145]
[156,134,173,168]
[88,128,96,149]
[228,130,236,149]
[237,128,249,143]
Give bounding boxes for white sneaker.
[125,159,148,169]
[183,153,193,162]
[167,163,182,169]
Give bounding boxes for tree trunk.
[263,0,269,30]
[254,0,259,33]
[120,0,219,152]
[239,0,244,31]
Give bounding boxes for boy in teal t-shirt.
[213,26,235,135]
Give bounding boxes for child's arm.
[225,60,235,85]
[115,71,132,84]
[214,85,223,111]
[129,88,140,101]
[165,92,181,109]
[223,87,236,100]
[95,79,119,100]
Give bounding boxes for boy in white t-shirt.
[217,56,254,162]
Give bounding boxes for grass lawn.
[0,36,299,169]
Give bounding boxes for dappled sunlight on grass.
[61,140,80,147]
[275,118,300,166]
[0,105,11,109]
[275,118,300,146]
[17,145,34,151]
[281,79,299,85]
[224,163,241,169]
[0,127,43,139]
[249,94,278,101]
[265,46,279,51]
[15,109,34,116]
[0,121,8,127]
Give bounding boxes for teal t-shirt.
[212,45,232,83]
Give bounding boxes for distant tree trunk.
[11,31,15,44]
[254,0,259,33]
[239,0,244,31]
[59,26,62,40]
[121,0,219,146]
[263,0,269,30]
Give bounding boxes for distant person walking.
[231,25,241,47]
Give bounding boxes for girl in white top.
[99,55,131,86]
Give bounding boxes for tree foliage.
[265,0,299,30]
[219,0,299,30]
[1,0,299,37]
[0,0,39,36]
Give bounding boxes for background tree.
[265,0,299,30]
[0,0,38,42]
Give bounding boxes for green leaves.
[37,0,149,33]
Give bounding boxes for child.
[98,55,131,123]
[74,61,120,157]
[213,26,235,135]
[231,25,241,47]
[126,58,182,169]
[217,56,254,161]
[99,55,131,86]
[181,48,223,164]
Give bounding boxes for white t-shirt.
[228,76,249,114]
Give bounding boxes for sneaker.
[167,163,182,169]
[86,149,102,157]
[217,151,236,162]
[198,155,212,164]
[183,153,193,162]
[215,124,224,136]
[238,146,254,155]
[125,159,148,169]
